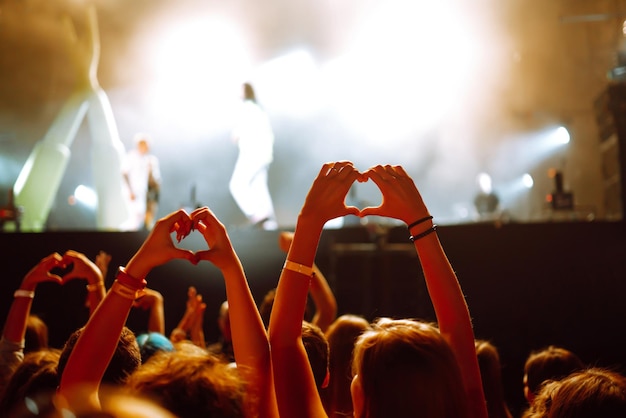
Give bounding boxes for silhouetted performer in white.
[122,133,161,230]
[229,82,277,230]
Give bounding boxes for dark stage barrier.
[1,220,625,415]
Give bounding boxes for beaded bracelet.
[86,281,105,292]
[409,225,438,242]
[283,260,314,277]
[407,215,433,233]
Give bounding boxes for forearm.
[85,280,106,317]
[269,216,323,346]
[309,264,337,333]
[147,295,165,335]
[414,232,487,418]
[221,261,278,418]
[58,288,134,397]
[2,296,34,344]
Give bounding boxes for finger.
[359,205,383,218]
[168,248,197,264]
[343,205,362,217]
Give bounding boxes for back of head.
[25,314,49,353]
[0,349,60,414]
[323,314,371,418]
[58,326,141,386]
[524,346,584,400]
[125,349,245,418]
[527,368,626,418]
[301,321,329,390]
[475,340,513,418]
[352,318,469,418]
[5,384,177,418]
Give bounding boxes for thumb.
[344,205,362,217]
[170,248,197,265]
[359,205,383,217]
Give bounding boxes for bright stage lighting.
[144,15,251,135]
[522,173,534,188]
[72,185,98,209]
[552,126,570,145]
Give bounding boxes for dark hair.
[302,321,329,390]
[25,314,49,353]
[475,340,513,418]
[58,326,141,385]
[524,346,585,399]
[527,368,626,418]
[242,82,257,102]
[0,349,60,414]
[322,314,371,418]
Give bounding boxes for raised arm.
[56,210,197,413]
[133,288,166,335]
[193,206,278,418]
[361,164,488,418]
[278,232,337,332]
[0,253,65,393]
[269,162,361,418]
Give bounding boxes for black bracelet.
[407,215,433,232]
[409,225,438,242]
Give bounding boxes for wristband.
[115,266,147,290]
[409,225,438,242]
[13,289,35,299]
[86,281,105,292]
[283,260,314,277]
[111,280,146,300]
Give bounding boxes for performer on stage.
[122,133,161,230]
[229,82,277,230]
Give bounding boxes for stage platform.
[1,220,625,415]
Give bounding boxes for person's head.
[25,314,49,353]
[322,314,371,418]
[475,339,512,418]
[242,82,256,102]
[302,320,330,390]
[0,349,60,414]
[124,348,245,418]
[136,332,174,364]
[133,133,152,155]
[526,367,626,418]
[523,345,585,403]
[351,318,469,418]
[58,326,141,386]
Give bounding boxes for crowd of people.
[2,161,625,418]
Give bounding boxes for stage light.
[552,126,570,145]
[522,173,534,188]
[72,185,98,209]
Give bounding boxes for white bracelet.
[14,289,35,299]
[86,281,105,292]
[283,260,313,277]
